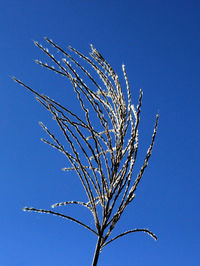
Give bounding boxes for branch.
[102,228,157,249]
[23,207,98,236]
[51,200,93,212]
[125,114,159,204]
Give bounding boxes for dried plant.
[13,38,159,265]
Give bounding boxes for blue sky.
[1,0,200,265]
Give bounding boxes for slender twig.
[23,207,98,235]
[101,228,157,250]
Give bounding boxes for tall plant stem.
[92,234,103,266]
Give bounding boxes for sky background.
[1,0,200,265]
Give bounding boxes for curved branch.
[51,200,93,212]
[102,228,157,250]
[23,207,98,236]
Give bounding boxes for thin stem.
[23,207,98,236]
[92,235,103,266]
[102,228,157,250]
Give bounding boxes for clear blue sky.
[1,1,200,265]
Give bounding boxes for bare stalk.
[92,234,104,266]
